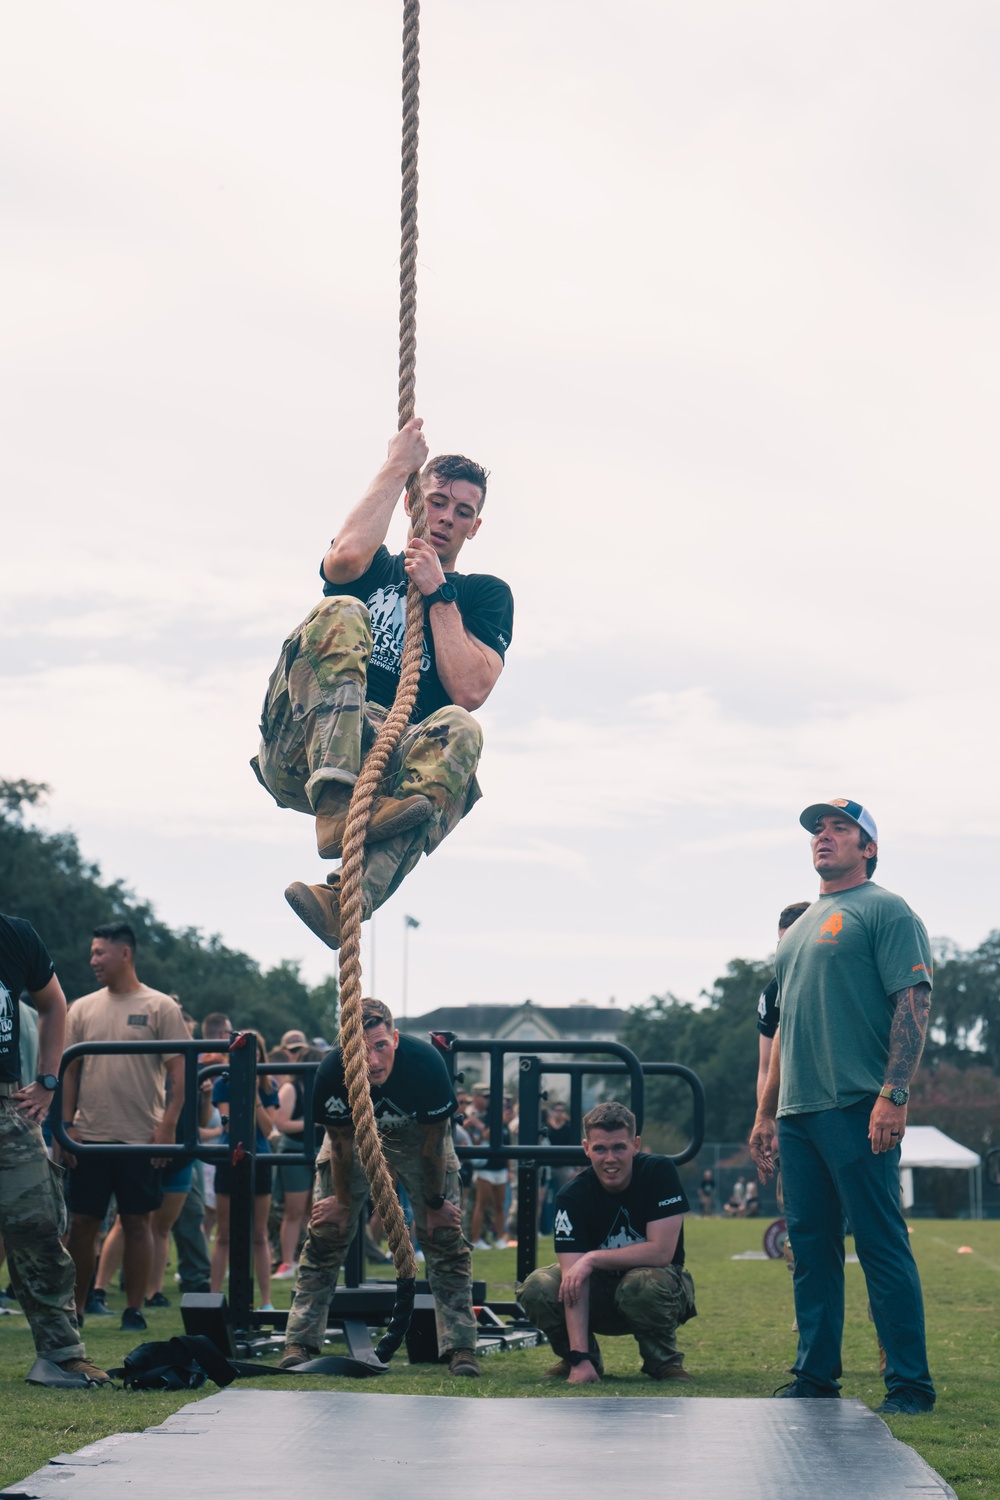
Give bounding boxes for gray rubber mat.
[5,1390,955,1500]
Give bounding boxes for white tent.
[899,1126,982,1218]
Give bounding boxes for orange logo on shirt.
[816,912,843,944]
[912,963,929,974]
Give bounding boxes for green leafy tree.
[621,957,772,1149]
[0,779,338,1045]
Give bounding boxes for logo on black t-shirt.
[0,982,13,1048]
[602,1208,646,1249]
[554,1209,573,1238]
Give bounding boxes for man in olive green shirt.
[750,799,935,1416]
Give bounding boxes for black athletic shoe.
[876,1392,935,1416]
[121,1307,148,1332]
[144,1292,170,1309]
[773,1378,839,1398]
[85,1289,113,1316]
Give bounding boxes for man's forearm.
[418,1121,449,1200]
[430,607,500,711]
[326,1126,356,1201]
[585,1239,674,1275]
[757,1026,781,1119]
[564,1283,591,1353]
[35,1006,66,1080]
[323,459,410,581]
[884,983,931,1089]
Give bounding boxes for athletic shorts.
[161,1161,194,1194]
[275,1136,312,1195]
[214,1157,274,1199]
[473,1169,509,1186]
[68,1149,163,1218]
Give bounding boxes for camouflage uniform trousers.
[517,1261,697,1375]
[286,1124,476,1356]
[251,596,483,916]
[0,1098,83,1362]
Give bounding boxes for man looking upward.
[750,799,935,1416]
[251,419,513,949]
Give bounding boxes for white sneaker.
[493,1238,508,1250]
[272,1263,298,1280]
[474,1239,491,1250]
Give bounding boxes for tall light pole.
[402,914,420,1018]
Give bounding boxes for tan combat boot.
[284,881,342,950]
[316,788,433,859]
[279,1343,321,1370]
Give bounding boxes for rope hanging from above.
[336,0,427,1361]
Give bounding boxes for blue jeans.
[778,1099,934,1404]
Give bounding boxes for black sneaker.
[121,1307,147,1332]
[876,1392,935,1416]
[774,1379,839,1398]
[144,1292,170,1309]
[85,1289,113,1316]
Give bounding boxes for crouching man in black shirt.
[517,1100,696,1384]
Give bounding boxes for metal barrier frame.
[50,1032,705,1340]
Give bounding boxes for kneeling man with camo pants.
[518,1101,696,1384]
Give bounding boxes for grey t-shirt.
[775,882,932,1118]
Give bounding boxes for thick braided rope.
[337,0,424,1288]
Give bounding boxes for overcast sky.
[3,1,997,1021]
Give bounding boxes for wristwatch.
[423,1193,446,1211]
[425,581,458,608]
[567,1350,595,1367]
[36,1073,59,1091]
[879,1085,909,1106]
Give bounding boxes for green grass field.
[2,1218,997,1496]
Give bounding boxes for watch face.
[38,1074,59,1090]
[890,1087,908,1107]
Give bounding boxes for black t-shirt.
[553,1154,689,1267]
[313,1033,457,1132]
[757,976,779,1039]
[321,546,514,723]
[0,914,55,1084]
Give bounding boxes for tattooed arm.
[416,1121,461,1231]
[868,982,931,1154]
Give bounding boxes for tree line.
[4,775,998,1173]
[0,779,338,1043]
[620,944,1000,1166]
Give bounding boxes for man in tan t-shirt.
[61,923,187,1332]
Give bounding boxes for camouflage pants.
[517,1262,696,1375]
[0,1099,83,1361]
[252,596,483,915]
[286,1126,476,1356]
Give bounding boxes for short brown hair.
[361,998,394,1032]
[778,901,811,931]
[583,1100,636,1138]
[424,454,489,506]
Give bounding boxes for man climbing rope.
[251,418,513,948]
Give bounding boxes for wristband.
[567,1350,594,1367]
[423,1193,446,1211]
[425,581,458,608]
